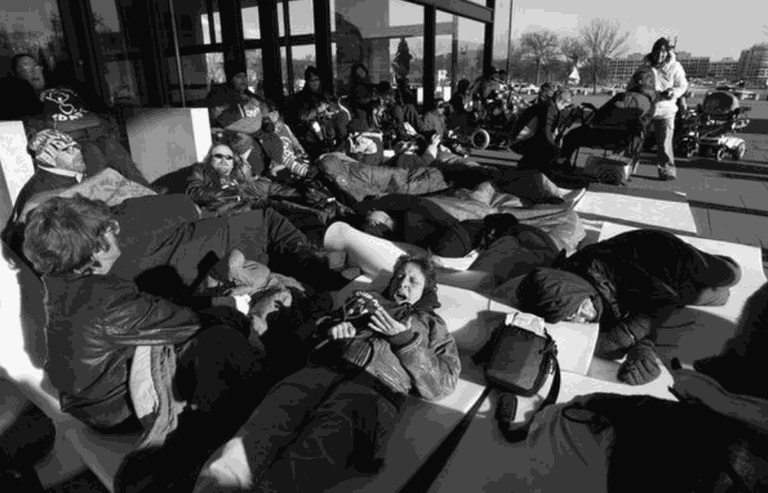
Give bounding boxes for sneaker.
[658,166,677,181]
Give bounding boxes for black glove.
[618,338,662,386]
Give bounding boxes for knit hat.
[304,66,320,81]
[28,129,78,167]
[517,267,600,324]
[39,87,101,132]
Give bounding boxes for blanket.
[318,152,449,203]
[425,182,586,254]
[19,168,157,222]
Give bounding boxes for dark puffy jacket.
[186,162,270,215]
[41,274,247,428]
[555,229,717,339]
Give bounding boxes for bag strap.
[504,356,562,443]
[398,386,493,493]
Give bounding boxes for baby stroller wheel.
[715,147,727,162]
[733,142,747,160]
[471,129,491,150]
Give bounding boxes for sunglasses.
[213,153,234,161]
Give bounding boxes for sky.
[506,0,768,60]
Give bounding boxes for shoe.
[658,167,677,181]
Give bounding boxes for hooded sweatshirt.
[644,51,688,120]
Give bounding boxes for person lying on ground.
[23,196,266,491]
[556,66,657,168]
[186,143,271,217]
[193,254,460,493]
[517,229,742,385]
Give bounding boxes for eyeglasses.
[213,154,234,161]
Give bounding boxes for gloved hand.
[618,338,662,386]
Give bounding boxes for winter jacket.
[41,273,247,428]
[555,229,722,340]
[643,51,688,120]
[309,290,460,407]
[186,163,271,215]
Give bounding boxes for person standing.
[643,38,688,181]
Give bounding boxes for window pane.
[242,3,261,40]
[0,0,71,85]
[289,44,317,92]
[436,10,485,98]
[278,0,315,37]
[88,0,146,106]
[334,0,425,102]
[245,49,265,96]
[171,0,221,48]
[166,52,224,105]
[492,0,511,72]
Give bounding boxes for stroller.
[693,91,751,161]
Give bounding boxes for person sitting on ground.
[449,78,472,117]
[194,253,460,492]
[421,100,448,138]
[517,229,742,386]
[347,64,380,131]
[511,87,574,171]
[290,66,348,158]
[186,143,271,217]
[262,100,312,181]
[0,53,45,121]
[557,66,657,168]
[22,196,265,490]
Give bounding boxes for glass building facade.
[1,0,511,111]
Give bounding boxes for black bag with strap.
[474,311,561,443]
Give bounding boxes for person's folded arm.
[392,313,461,401]
[671,66,689,101]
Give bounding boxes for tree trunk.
[593,66,598,95]
[535,60,541,85]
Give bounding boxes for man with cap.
[643,37,688,181]
[517,229,742,386]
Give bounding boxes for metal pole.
[283,0,295,98]
[505,0,514,76]
[167,0,187,107]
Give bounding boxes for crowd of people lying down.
[1,45,764,492]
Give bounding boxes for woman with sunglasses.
[186,143,272,217]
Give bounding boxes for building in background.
[708,58,739,81]
[738,43,768,87]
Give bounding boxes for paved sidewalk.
[472,147,768,269]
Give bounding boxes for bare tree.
[561,37,587,71]
[520,30,560,85]
[580,19,630,94]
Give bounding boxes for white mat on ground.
[317,275,597,493]
[599,222,767,365]
[575,190,698,234]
